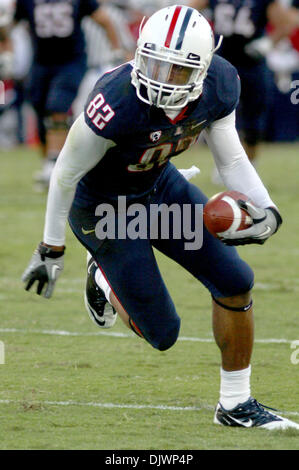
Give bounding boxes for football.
[203,190,253,239]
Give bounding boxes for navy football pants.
[69,164,254,350]
[236,62,268,146]
[28,56,87,144]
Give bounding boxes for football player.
[0,0,14,79]
[22,5,299,429]
[192,0,299,182]
[7,0,122,189]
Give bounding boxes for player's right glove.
[220,202,282,246]
[22,243,65,298]
[244,36,274,60]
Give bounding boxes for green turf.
[0,143,299,450]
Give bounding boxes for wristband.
[38,242,65,260]
[266,207,282,233]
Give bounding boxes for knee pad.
[44,115,71,132]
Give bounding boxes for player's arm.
[245,1,299,59]
[90,5,121,50]
[186,0,208,9]
[202,111,282,245]
[22,113,116,297]
[268,1,299,39]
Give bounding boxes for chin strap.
[213,35,223,53]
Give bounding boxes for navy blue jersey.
[209,0,275,66]
[77,55,240,204]
[14,0,99,64]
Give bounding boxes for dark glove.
[22,243,65,298]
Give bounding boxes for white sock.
[219,365,251,410]
[95,268,111,304]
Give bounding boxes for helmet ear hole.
[131,5,217,109]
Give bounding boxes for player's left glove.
[178,165,200,181]
[22,243,65,298]
[244,36,274,60]
[220,201,282,246]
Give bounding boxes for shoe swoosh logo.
[51,265,60,279]
[82,227,95,235]
[191,119,207,129]
[87,261,96,275]
[229,416,253,427]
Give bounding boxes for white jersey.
[82,4,136,69]
[73,4,137,117]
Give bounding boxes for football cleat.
[214,397,299,430]
[84,256,117,329]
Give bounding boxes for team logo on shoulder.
[150,130,162,142]
[174,126,183,136]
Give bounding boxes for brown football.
[203,191,253,239]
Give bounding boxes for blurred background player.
[191,0,299,183]
[73,0,137,119]
[0,0,16,146]
[0,2,32,147]
[0,0,14,77]
[5,0,122,190]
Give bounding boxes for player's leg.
[27,62,52,188]
[44,112,70,160]
[212,292,253,372]
[152,165,299,429]
[236,63,268,164]
[84,250,117,329]
[89,257,144,338]
[40,57,87,187]
[68,202,181,351]
[151,164,254,371]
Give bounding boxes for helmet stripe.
[175,7,193,50]
[164,5,182,48]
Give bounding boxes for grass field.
[0,142,299,450]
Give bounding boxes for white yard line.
[0,398,298,418]
[0,399,204,412]
[0,327,296,344]
[0,328,298,418]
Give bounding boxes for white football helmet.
[131,5,222,109]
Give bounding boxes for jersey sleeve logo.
[86,92,115,131]
[150,131,162,142]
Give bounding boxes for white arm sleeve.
[43,113,116,246]
[202,111,276,209]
